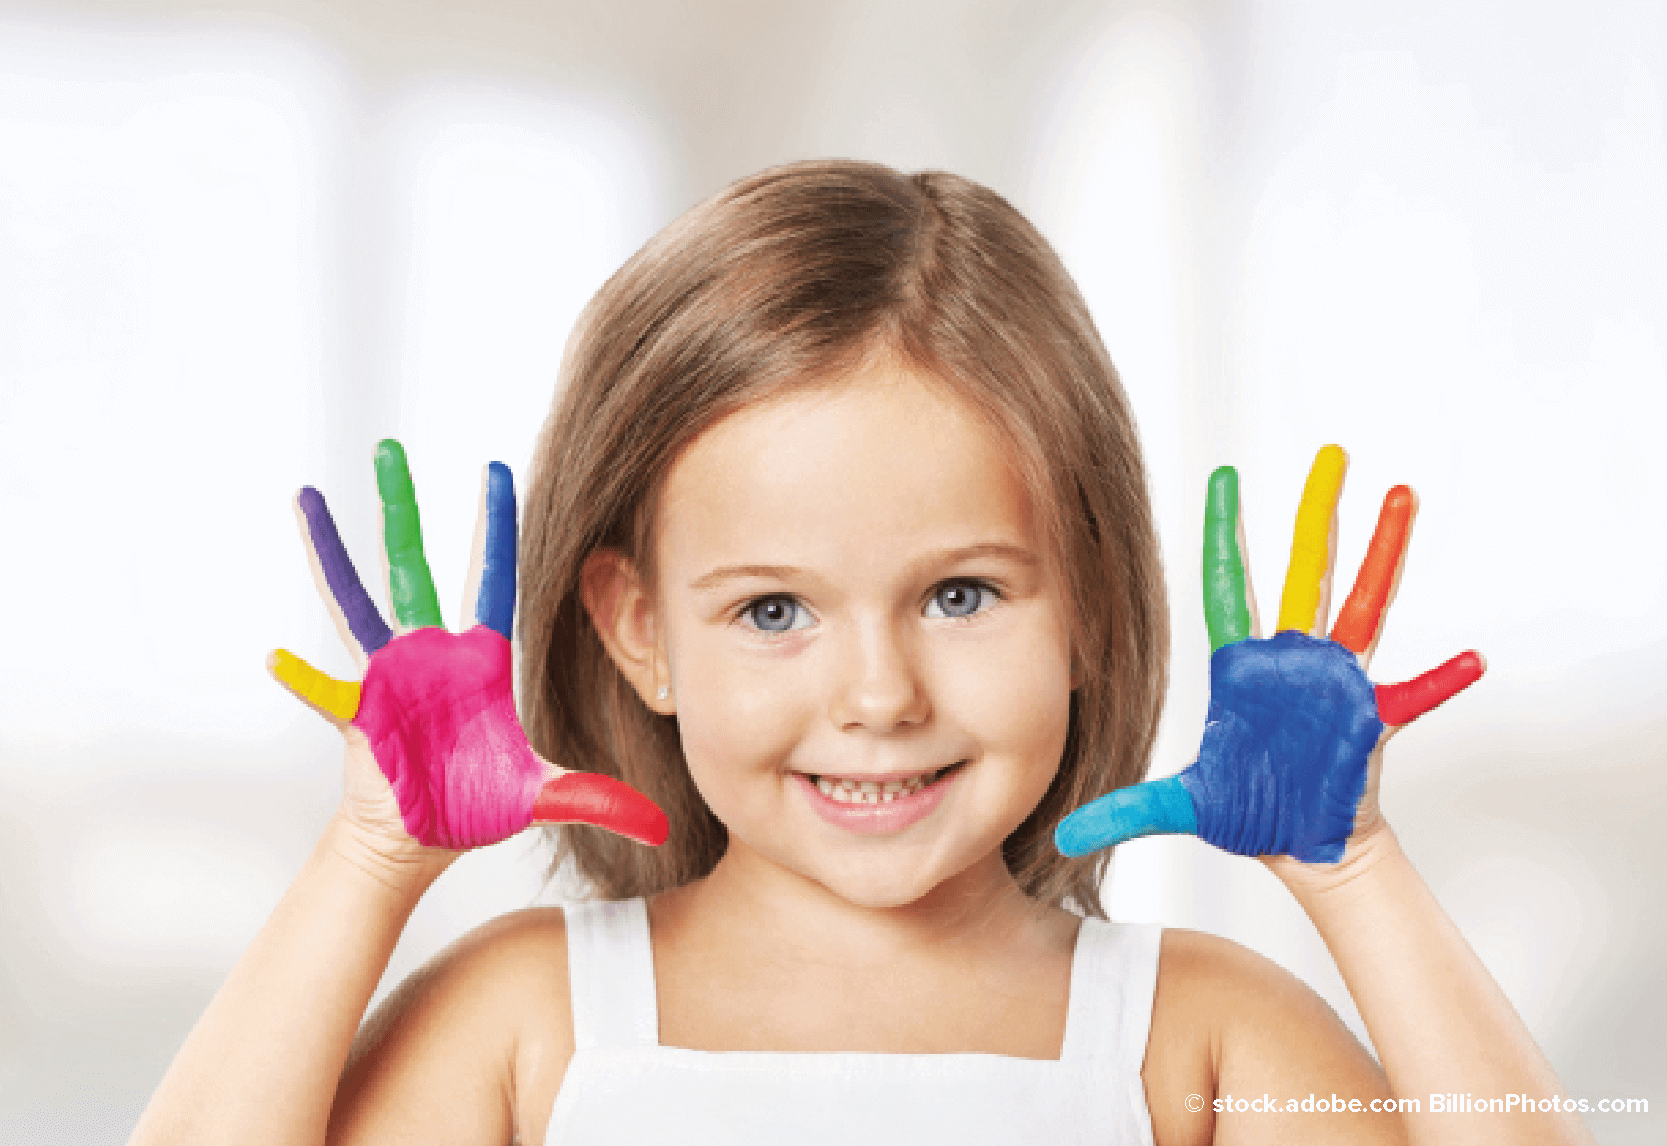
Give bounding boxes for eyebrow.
[688,542,1040,592]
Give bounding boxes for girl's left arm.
[1272,821,1582,1145]
[1059,448,1595,1146]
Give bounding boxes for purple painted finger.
[297,486,394,655]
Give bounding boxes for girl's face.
[652,359,1076,910]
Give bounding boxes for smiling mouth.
[804,762,964,804]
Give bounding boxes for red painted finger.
[1375,651,1485,727]
[533,772,670,846]
[1331,485,1414,654]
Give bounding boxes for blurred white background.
[0,1,1661,1142]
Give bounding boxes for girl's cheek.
[942,614,1073,752]
[674,646,808,781]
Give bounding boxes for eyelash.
[924,578,1001,620]
[737,595,812,635]
[734,578,1002,635]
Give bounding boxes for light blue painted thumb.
[1054,775,1200,858]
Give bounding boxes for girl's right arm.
[131,757,575,1146]
[129,788,465,1146]
[131,443,663,1146]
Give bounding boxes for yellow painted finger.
[1276,445,1347,634]
[268,648,362,722]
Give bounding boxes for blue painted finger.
[474,461,517,641]
[297,486,394,655]
[1054,775,1200,858]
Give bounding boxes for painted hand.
[1056,446,1482,863]
[267,440,669,851]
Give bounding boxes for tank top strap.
[1057,916,1162,1064]
[563,897,659,1051]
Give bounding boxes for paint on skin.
[1202,466,1253,653]
[1055,773,1198,858]
[353,625,551,848]
[1182,631,1380,862]
[1053,595,1484,863]
[1055,633,1381,862]
[278,447,670,851]
[1331,485,1413,654]
[1376,650,1484,727]
[350,625,668,849]
[533,772,670,847]
[269,648,360,722]
[374,440,446,631]
[1276,445,1346,634]
[1054,452,1487,864]
[297,486,393,655]
[1060,634,1485,862]
[474,461,517,641]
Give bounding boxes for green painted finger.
[1203,466,1252,651]
[374,439,445,630]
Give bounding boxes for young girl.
[132,161,1592,1146]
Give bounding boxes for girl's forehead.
[656,363,1044,573]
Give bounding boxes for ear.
[581,548,675,715]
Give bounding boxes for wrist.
[319,812,457,900]
[1265,819,1408,909]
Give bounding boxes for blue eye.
[926,580,992,619]
[742,595,811,633]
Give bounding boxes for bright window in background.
[1021,1,1667,1068]
[0,18,337,765]
[1227,8,1667,692]
[0,6,671,1022]
[1021,6,1211,760]
[388,85,667,620]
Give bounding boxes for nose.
[829,616,930,732]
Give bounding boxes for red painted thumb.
[532,772,670,846]
[1375,650,1485,727]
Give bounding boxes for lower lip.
[793,766,960,836]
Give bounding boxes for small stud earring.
[657,685,669,701]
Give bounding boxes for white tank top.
[545,897,1160,1145]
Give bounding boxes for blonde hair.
[519,160,1167,917]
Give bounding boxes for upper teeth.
[814,770,941,804]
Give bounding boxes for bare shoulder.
[1153,927,1346,1030]
[329,906,575,1146]
[1143,929,1404,1146]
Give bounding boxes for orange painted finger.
[268,648,362,723]
[1331,485,1415,654]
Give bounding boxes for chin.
[804,847,995,913]
[818,873,941,912]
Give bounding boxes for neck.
[673,840,1063,970]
